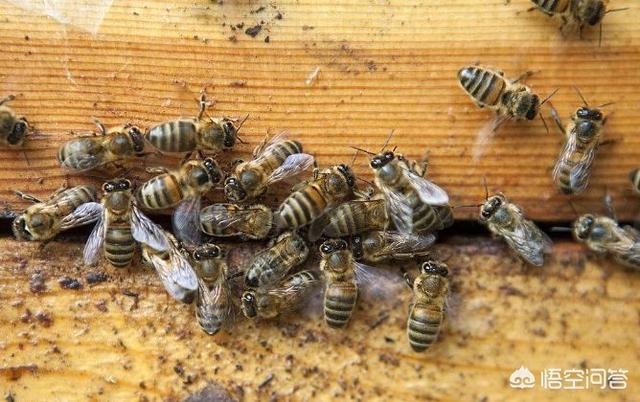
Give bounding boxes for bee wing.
[131,206,170,251]
[353,261,405,300]
[83,213,106,266]
[471,116,501,162]
[403,170,449,206]
[172,197,201,247]
[196,277,234,335]
[257,131,289,157]
[266,153,315,185]
[147,247,198,303]
[59,154,102,172]
[552,135,596,193]
[500,217,552,266]
[383,188,414,233]
[200,204,252,231]
[376,231,436,258]
[60,201,103,230]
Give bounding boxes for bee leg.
[402,270,415,289]
[231,158,244,167]
[14,190,42,204]
[603,190,617,221]
[197,92,211,121]
[145,166,170,175]
[511,71,535,84]
[549,106,565,136]
[0,94,16,106]
[92,118,107,136]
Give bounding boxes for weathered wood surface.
[0,237,638,401]
[0,0,638,221]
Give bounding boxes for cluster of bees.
[1,0,636,353]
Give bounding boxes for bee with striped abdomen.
[141,232,198,303]
[244,231,309,288]
[308,193,388,241]
[145,93,242,154]
[350,231,435,263]
[200,203,274,240]
[573,214,640,271]
[0,94,29,148]
[480,192,552,266]
[551,90,608,195]
[80,179,171,268]
[224,132,314,203]
[190,244,235,334]
[363,147,452,235]
[319,239,359,328]
[57,119,145,172]
[241,270,321,319]
[275,164,357,231]
[405,260,449,352]
[137,157,223,245]
[12,185,100,241]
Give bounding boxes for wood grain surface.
[1,237,639,401]
[0,0,638,221]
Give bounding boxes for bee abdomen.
[324,282,358,328]
[277,185,326,229]
[105,226,135,267]
[407,304,443,352]
[57,139,105,170]
[458,66,505,107]
[146,120,197,153]
[532,0,570,14]
[139,174,183,209]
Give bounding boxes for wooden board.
[0,0,639,221]
[1,237,639,401]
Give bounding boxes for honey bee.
[80,179,171,268]
[479,193,552,266]
[145,93,242,154]
[241,270,321,319]
[551,90,607,195]
[275,164,357,231]
[629,169,640,195]
[529,0,627,39]
[0,94,29,148]
[319,239,359,328]
[308,193,388,241]
[141,232,198,303]
[200,203,273,240]
[57,119,145,172]
[573,214,640,270]
[405,260,449,352]
[350,231,436,263]
[361,147,452,235]
[244,231,309,288]
[190,244,235,334]
[137,157,223,244]
[224,132,314,202]
[12,185,100,241]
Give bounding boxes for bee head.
[241,291,258,318]
[7,119,28,146]
[337,164,356,188]
[573,214,595,241]
[370,151,395,169]
[203,157,222,184]
[127,126,145,154]
[103,179,131,193]
[12,215,32,241]
[421,261,449,277]
[320,239,348,255]
[192,244,222,261]
[525,94,540,120]
[222,119,237,149]
[350,235,364,260]
[479,194,504,221]
[223,176,247,202]
[574,107,603,140]
[585,1,606,25]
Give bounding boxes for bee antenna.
[595,101,615,108]
[605,7,629,14]
[349,149,360,167]
[236,114,250,132]
[540,88,559,106]
[482,177,489,200]
[228,271,245,280]
[350,146,375,156]
[453,204,482,209]
[568,200,580,217]
[539,112,550,135]
[551,226,572,233]
[380,129,395,153]
[356,177,374,186]
[391,145,398,153]
[573,86,589,107]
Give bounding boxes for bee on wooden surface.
[573,214,640,270]
[141,232,198,303]
[57,119,145,172]
[0,94,29,148]
[308,193,388,241]
[224,132,314,203]
[244,231,309,288]
[80,179,171,268]
[200,203,274,240]
[529,0,628,41]
[145,93,244,154]
[405,260,449,352]
[479,192,552,266]
[12,185,100,241]
[319,239,359,328]
[275,163,357,231]
[551,89,608,195]
[629,169,640,195]
[356,143,452,235]
[137,157,223,245]
[241,270,321,319]
[350,231,436,263]
[190,244,235,335]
